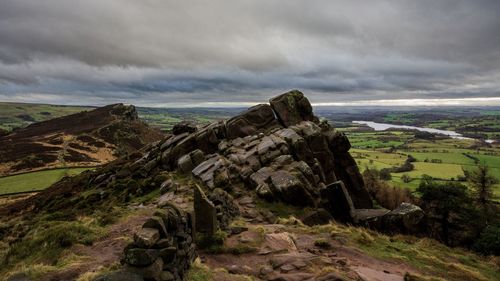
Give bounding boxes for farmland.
[0,168,89,195]
[341,126,500,200]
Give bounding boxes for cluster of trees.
[417,164,499,255]
[363,163,499,256]
[362,168,415,209]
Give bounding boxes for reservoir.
[352,121,494,143]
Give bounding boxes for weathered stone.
[269,90,315,127]
[270,170,315,206]
[193,184,218,235]
[328,131,351,153]
[225,104,281,139]
[190,149,205,167]
[300,208,333,226]
[92,270,143,281]
[125,258,163,281]
[381,203,425,234]
[160,179,177,194]
[159,246,177,264]
[160,271,175,281]
[333,152,373,209]
[208,188,240,230]
[316,272,346,281]
[177,154,194,173]
[124,248,159,266]
[320,181,355,223]
[172,121,197,135]
[143,216,168,237]
[134,227,160,248]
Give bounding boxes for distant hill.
[0,102,92,132]
[0,104,163,176]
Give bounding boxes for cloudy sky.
[0,0,499,107]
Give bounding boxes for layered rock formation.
[142,90,374,213]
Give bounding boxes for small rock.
[123,248,159,266]
[280,263,296,273]
[134,228,160,248]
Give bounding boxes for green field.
[0,168,89,195]
[346,130,500,200]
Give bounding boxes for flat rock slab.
[353,266,404,281]
[259,232,298,255]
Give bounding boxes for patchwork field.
[344,128,500,200]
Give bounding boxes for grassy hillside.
[0,102,92,132]
[0,168,89,195]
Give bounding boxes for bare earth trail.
[43,189,421,281]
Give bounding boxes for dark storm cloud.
[0,0,499,106]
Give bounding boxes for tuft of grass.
[280,221,499,281]
[184,260,213,281]
[314,238,332,249]
[256,200,309,218]
[3,220,101,268]
[196,230,227,253]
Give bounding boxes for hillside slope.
[0,104,163,176]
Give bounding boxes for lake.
[352,121,494,143]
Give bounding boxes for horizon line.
[1,97,500,108]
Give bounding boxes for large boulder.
[172,121,197,135]
[381,202,425,234]
[320,181,355,223]
[269,90,316,127]
[270,170,315,206]
[225,104,281,139]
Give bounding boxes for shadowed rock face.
[225,104,281,139]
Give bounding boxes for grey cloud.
[0,0,499,106]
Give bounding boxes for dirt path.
[201,224,420,281]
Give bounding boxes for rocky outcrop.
[105,90,373,213]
